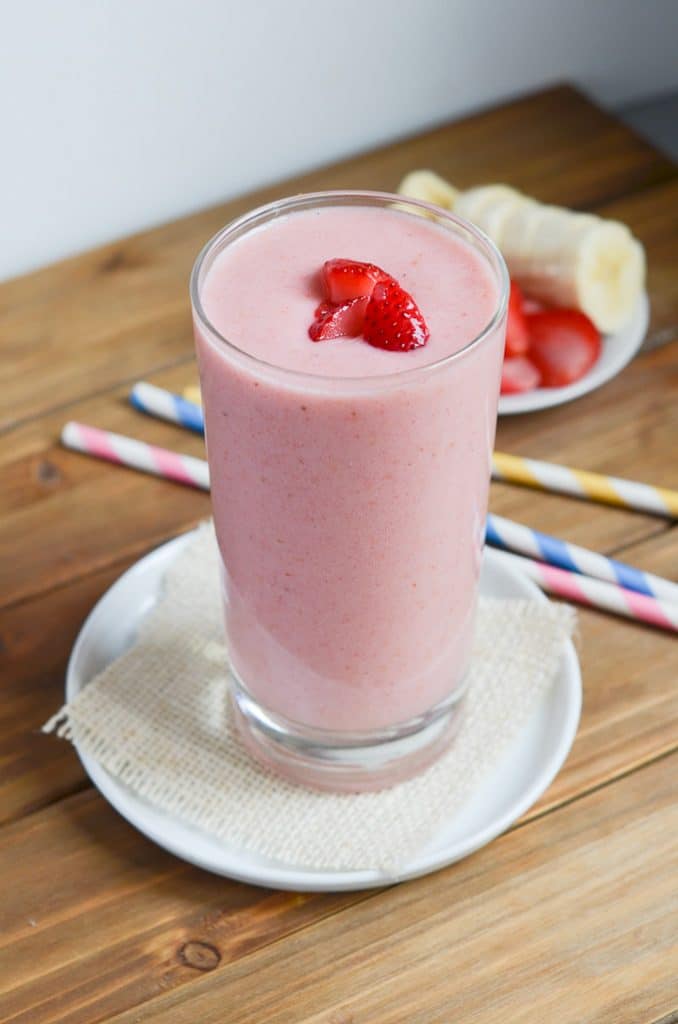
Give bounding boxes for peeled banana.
[397,170,459,211]
[398,171,645,333]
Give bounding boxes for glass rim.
[190,189,509,390]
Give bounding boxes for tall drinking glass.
[191,191,508,791]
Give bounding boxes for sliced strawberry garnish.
[363,278,429,351]
[308,297,369,341]
[505,281,529,357]
[500,356,541,394]
[321,259,386,304]
[527,309,601,387]
[308,259,429,348]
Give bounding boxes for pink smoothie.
[194,203,505,732]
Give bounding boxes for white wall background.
[1,0,677,282]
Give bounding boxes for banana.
[493,198,542,277]
[499,204,645,331]
[459,189,535,255]
[454,184,519,225]
[397,172,645,332]
[397,170,459,211]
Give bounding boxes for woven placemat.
[44,524,576,872]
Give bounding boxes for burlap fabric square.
[44,524,576,872]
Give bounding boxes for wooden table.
[2,85,677,1023]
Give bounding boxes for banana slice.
[510,205,580,290]
[496,205,643,330]
[397,172,645,330]
[454,184,519,224]
[525,219,645,333]
[493,198,541,273]
[397,170,459,210]
[468,193,529,245]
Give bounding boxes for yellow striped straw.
[492,452,678,519]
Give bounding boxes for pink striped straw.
[61,422,210,491]
[495,550,678,634]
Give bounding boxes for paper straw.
[493,549,678,633]
[130,382,205,434]
[492,451,678,519]
[486,513,678,605]
[61,422,210,491]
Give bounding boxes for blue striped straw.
[486,513,678,605]
[130,382,205,434]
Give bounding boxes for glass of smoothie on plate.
[191,191,508,791]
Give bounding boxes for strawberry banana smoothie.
[191,193,507,790]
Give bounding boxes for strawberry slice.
[505,281,529,357]
[322,259,386,304]
[308,297,369,341]
[363,278,429,351]
[308,259,429,348]
[527,309,601,387]
[500,356,541,394]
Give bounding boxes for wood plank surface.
[0,560,137,824]
[0,789,367,1024]
[1,755,672,1024]
[2,84,677,1024]
[108,753,674,1024]
[2,85,675,433]
[103,753,674,1024]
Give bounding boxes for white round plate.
[498,293,648,416]
[67,532,581,891]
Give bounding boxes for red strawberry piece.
[308,297,369,341]
[500,356,541,394]
[505,281,529,357]
[363,278,429,351]
[527,309,601,387]
[321,259,387,304]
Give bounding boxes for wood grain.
[104,754,677,1024]
[1,756,672,1024]
[0,789,368,1024]
[2,85,675,432]
[0,558,139,825]
[0,368,211,609]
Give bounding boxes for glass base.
[230,673,468,793]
